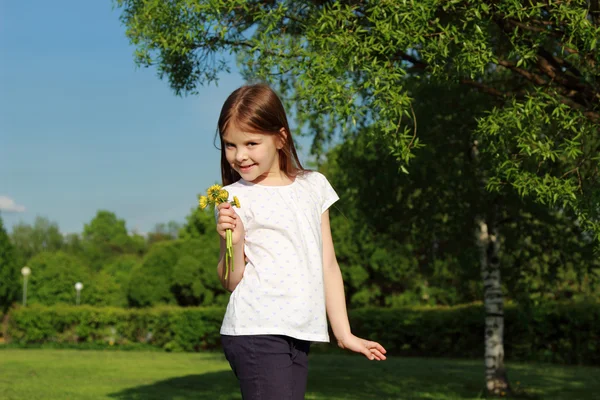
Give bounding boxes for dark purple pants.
[221,334,311,400]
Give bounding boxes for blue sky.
[0,1,311,235]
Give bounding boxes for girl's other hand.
[337,334,387,361]
[216,202,245,245]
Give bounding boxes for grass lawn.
[0,349,598,399]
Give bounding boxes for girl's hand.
[216,202,245,245]
[337,334,387,361]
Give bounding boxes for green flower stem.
[224,229,234,280]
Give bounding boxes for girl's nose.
[235,150,248,162]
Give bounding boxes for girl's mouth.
[239,164,255,172]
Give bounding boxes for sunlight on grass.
[0,349,598,399]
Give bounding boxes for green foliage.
[62,232,85,258]
[171,237,227,306]
[127,241,180,307]
[147,221,181,244]
[0,217,19,313]
[115,0,600,240]
[178,207,215,240]
[0,205,227,309]
[6,301,599,364]
[350,301,600,365]
[324,80,599,307]
[127,238,227,308]
[7,304,224,352]
[25,251,93,306]
[10,216,63,266]
[82,210,145,270]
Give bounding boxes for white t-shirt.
[217,170,339,342]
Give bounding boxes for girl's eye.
[225,143,235,148]
[247,142,257,147]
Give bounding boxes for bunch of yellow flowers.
[198,184,241,280]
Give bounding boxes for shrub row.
[4,305,224,352]
[349,301,599,365]
[4,301,598,364]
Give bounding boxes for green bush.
[348,301,600,365]
[4,301,599,365]
[5,304,224,352]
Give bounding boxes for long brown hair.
[216,83,305,185]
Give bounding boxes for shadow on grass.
[107,354,597,400]
[107,371,242,400]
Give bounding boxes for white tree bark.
[477,218,510,395]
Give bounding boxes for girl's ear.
[277,127,288,150]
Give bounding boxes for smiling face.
[222,125,284,185]
[217,84,305,185]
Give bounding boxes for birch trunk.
[476,217,510,396]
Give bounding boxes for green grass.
[0,349,598,399]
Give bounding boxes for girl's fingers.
[361,339,387,361]
[363,348,385,361]
[364,340,386,353]
[218,214,237,224]
[370,348,386,361]
[218,218,236,227]
[218,223,236,232]
[216,220,236,234]
[362,348,374,360]
[218,209,236,218]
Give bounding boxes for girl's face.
[222,126,283,185]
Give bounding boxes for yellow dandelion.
[232,196,241,208]
[218,189,229,203]
[198,195,208,209]
[207,184,222,202]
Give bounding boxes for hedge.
[348,301,599,365]
[4,305,224,352]
[3,301,598,365]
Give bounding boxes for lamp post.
[21,266,31,306]
[75,282,83,305]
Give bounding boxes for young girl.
[214,83,386,400]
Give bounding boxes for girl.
[214,83,386,400]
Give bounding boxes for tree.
[147,221,181,245]
[178,207,215,240]
[25,251,92,306]
[127,235,228,307]
[0,216,19,313]
[127,241,180,307]
[10,216,64,266]
[82,210,144,270]
[325,79,599,389]
[116,0,600,238]
[116,0,600,394]
[63,233,85,258]
[172,237,228,306]
[98,254,142,307]
[323,81,491,308]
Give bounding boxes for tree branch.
[460,79,509,98]
[496,59,548,85]
[394,52,428,70]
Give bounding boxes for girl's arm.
[217,238,246,291]
[321,209,387,361]
[216,202,246,292]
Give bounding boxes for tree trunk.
[476,217,511,396]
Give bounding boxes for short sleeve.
[317,172,339,213]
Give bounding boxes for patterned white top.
[217,170,339,342]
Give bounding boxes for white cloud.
[0,196,26,213]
